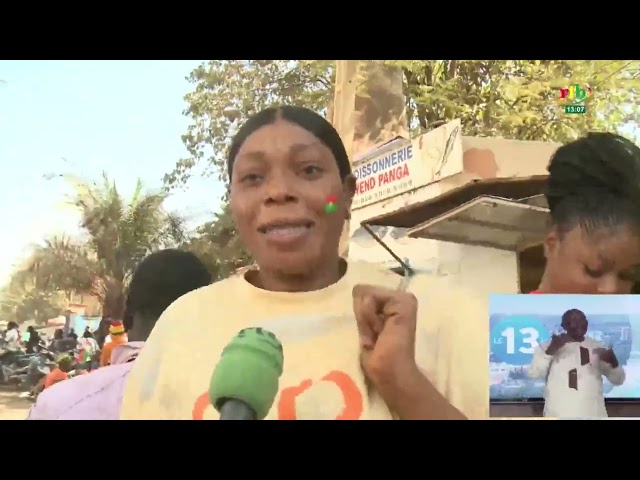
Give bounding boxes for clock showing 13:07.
[490,315,551,366]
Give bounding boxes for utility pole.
[332,61,359,164]
[332,61,408,257]
[332,61,359,257]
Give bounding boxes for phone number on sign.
[353,179,414,207]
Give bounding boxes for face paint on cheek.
[325,194,338,214]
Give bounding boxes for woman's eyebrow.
[238,142,323,164]
[289,142,321,155]
[236,151,267,162]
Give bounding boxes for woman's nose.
[264,171,297,205]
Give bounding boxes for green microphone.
[208,327,284,420]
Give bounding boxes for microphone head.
[208,327,284,420]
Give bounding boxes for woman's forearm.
[386,367,467,420]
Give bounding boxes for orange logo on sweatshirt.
[191,370,363,420]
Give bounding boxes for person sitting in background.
[25,326,41,354]
[77,331,99,371]
[43,355,73,390]
[0,321,22,365]
[30,354,74,398]
[27,249,211,420]
[69,331,78,342]
[100,321,127,367]
[90,350,100,371]
[3,322,21,352]
[48,329,63,352]
[94,316,112,349]
[50,329,77,353]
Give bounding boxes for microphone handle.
[219,399,257,420]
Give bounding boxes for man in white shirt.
[3,322,21,351]
[529,309,625,418]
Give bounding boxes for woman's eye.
[240,173,262,184]
[584,266,603,278]
[619,271,637,283]
[302,165,322,176]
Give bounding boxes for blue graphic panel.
[491,315,550,366]
[489,294,636,401]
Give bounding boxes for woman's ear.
[342,174,356,213]
[342,174,356,220]
[543,227,560,260]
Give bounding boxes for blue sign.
[490,315,551,366]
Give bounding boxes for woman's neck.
[536,271,553,293]
[252,258,345,293]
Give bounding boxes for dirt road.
[0,388,31,420]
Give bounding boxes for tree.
[0,237,93,325]
[168,60,640,275]
[181,204,252,281]
[11,173,186,318]
[0,274,67,326]
[23,235,96,297]
[169,60,640,187]
[166,60,335,187]
[395,60,639,141]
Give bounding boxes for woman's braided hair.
[545,132,640,235]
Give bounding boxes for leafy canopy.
[168,60,640,187]
[167,60,640,279]
[4,173,186,320]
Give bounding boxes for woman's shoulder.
[166,275,243,310]
[149,275,245,337]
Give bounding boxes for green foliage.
[172,60,640,188]
[181,204,253,281]
[6,173,186,320]
[0,272,67,325]
[71,173,186,285]
[166,60,335,187]
[387,60,640,141]
[22,236,96,295]
[168,60,640,277]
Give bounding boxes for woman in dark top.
[535,132,640,295]
[25,326,41,353]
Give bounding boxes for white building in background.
[348,119,561,298]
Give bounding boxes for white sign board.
[351,119,463,210]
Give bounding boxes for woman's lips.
[260,224,313,247]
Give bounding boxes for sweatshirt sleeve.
[528,343,553,379]
[443,309,489,420]
[415,279,489,420]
